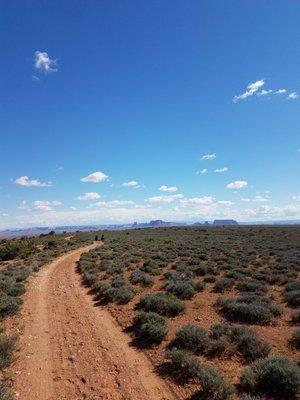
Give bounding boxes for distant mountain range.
[0,219,299,239]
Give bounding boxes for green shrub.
[133,312,167,344]
[236,280,267,294]
[218,295,282,325]
[214,278,234,293]
[137,292,184,316]
[165,280,195,299]
[171,324,210,354]
[130,269,154,286]
[285,290,300,308]
[291,309,300,324]
[240,356,300,398]
[0,295,22,317]
[0,334,16,370]
[291,328,300,349]
[230,325,270,361]
[166,348,233,399]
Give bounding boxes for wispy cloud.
[181,196,215,206]
[287,92,299,100]
[257,89,273,97]
[34,51,57,73]
[147,194,183,203]
[18,200,29,210]
[33,200,61,211]
[91,200,135,208]
[81,171,108,183]
[201,153,216,161]
[214,167,228,173]
[14,176,52,187]
[227,180,248,189]
[159,185,178,192]
[274,89,287,95]
[233,79,265,102]
[122,181,139,188]
[196,169,208,174]
[77,192,101,201]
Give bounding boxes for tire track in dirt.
[9,244,177,400]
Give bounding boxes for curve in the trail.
[9,244,177,400]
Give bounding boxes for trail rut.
[10,244,177,400]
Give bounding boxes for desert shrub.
[133,312,167,344]
[195,281,206,292]
[285,281,300,292]
[204,275,216,283]
[0,334,16,370]
[209,336,233,358]
[137,292,184,316]
[214,278,234,293]
[166,348,201,381]
[130,269,153,286]
[285,289,300,308]
[236,280,267,294]
[291,309,300,324]
[218,295,282,325]
[171,324,210,354]
[195,363,233,400]
[0,295,22,318]
[114,285,135,304]
[166,348,233,399]
[290,328,300,349]
[141,259,160,275]
[230,325,270,361]
[240,356,300,398]
[165,280,195,300]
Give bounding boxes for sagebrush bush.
[209,323,270,361]
[285,289,300,308]
[240,356,300,398]
[218,295,282,325]
[171,324,210,354]
[214,278,234,293]
[0,294,22,318]
[166,348,233,399]
[165,280,195,300]
[133,312,167,344]
[290,328,300,349]
[0,334,16,370]
[130,269,154,286]
[137,292,184,316]
[291,309,300,324]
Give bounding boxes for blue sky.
[0,1,299,228]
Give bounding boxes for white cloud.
[122,181,139,188]
[147,194,183,203]
[81,171,108,183]
[181,196,215,206]
[92,200,135,208]
[201,153,216,161]
[77,192,101,201]
[227,180,248,189]
[233,79,265,102]
[18,200,29,210]
[14,176,52,187]
[275,89,287,95]
[57,166,64,171]
[257,89,273,97]
[34,51,57,73]
[33,200,61,212]
[241,198,250,202]
[287,92,299,100]
[197,169,208,174]
[214,167,228,173]
[253,195,270,203]
[218,200,234,206]
[159,185,178,192]
[70,206,77,210]
[292,195,300,201]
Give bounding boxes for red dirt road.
[10,244,177,400]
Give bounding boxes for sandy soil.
[8,244,177,400]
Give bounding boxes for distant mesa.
[213,219,238,226]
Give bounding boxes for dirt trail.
[10,244,177,400]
